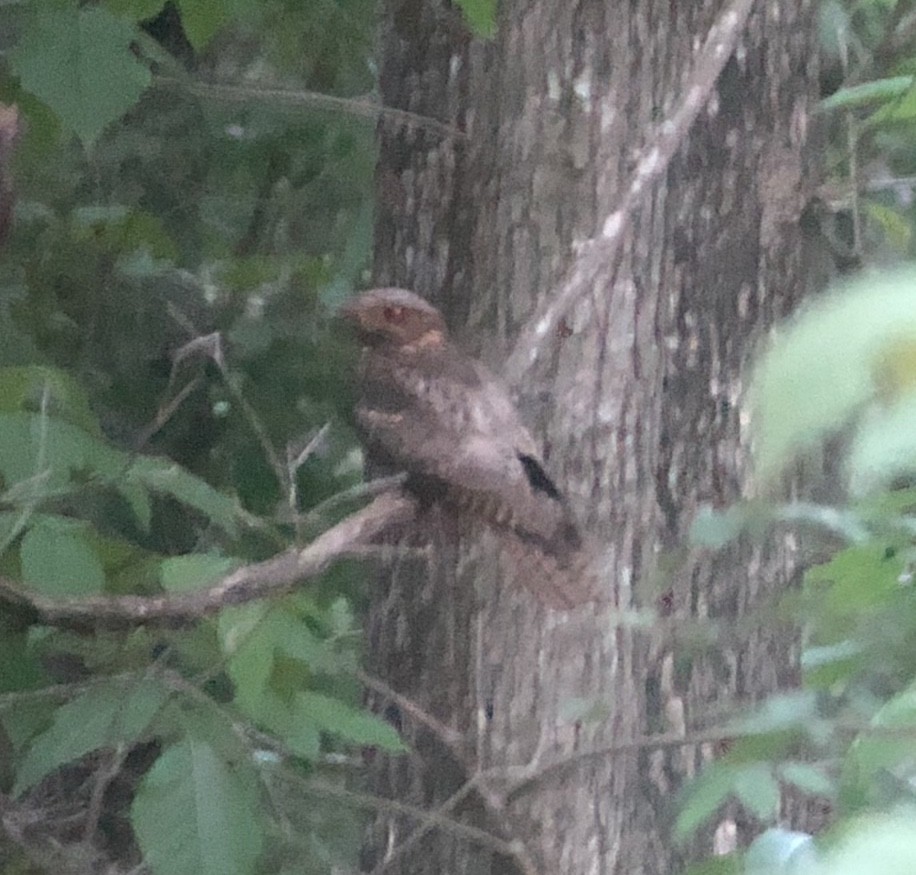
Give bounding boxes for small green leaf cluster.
[816,0,916,262]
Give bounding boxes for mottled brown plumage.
[342,287,595,609]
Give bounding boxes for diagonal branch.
[504,0,757,382]
[0,490,418,630]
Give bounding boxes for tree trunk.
[364,1,819,872]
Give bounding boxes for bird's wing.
[355,349,579,559]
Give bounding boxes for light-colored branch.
[153,77,464,141]
[504,0,757,382]
[0,490,418,629]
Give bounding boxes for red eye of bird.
[383,305,406,323]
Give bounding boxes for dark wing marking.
[517,453,561,500]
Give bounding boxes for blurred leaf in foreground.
[749,268,916,484]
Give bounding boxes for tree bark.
[365,1,819,872]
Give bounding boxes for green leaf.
[220,603,350,725]
[326,597,355,637]
[848,736,913,792]
[11,5,151,146]
[20,517,106,596]
[296,690,405,752]
[690,504,753,548]
[727,690,819,735]
[819,810,916,874]
[0,412,124,495]
[116,481,153,531]
[0,412,243,534]
[818,76,914,112]
[274,612,344,674]
[802,640,864,689]
[732,762,781,821]
[865,202,912,253]
[806,543,902,627]
[872,685,916,727]
[283,705,321,760]
[72,206,179,260]
[775,502,870,542]
[749,268,916,482]
[778,762,835,797]
[219,604,276,715]
[675,761,739,841]
[869,82,916,125]
[127,457,241,537]
[14,677,169,795]
[0,631,44,694]
[0,366,101,436]
[453,0,497,37]
[848,397,916,494]
[176,0,231,49]
[249,688,321,761]
[160,553,236,593]
[132,738,264,875]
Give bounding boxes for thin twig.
[279,775,531,864]
[134,376,203,451]
[356,669,466,755]
[287,423,331,538]
[81,744,129,844]
[496,725,755,799]
[369,770,539,875]
[504,0,757,382]
[369,779,479,874]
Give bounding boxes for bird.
[341,287,596,609]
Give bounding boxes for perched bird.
[341,287,595,609]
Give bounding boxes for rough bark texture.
[365,1,819,873]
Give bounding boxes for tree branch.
[0,490,418,630]
[154,77,464,141]
[505,0,757,382]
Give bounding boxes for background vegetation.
[0,2,400,872]
[5,0,916,874]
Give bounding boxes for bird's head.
[341,288,447,350]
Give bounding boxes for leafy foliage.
[0,1,413,872]
[681,263,916,871]
[815,0,916,263]
[132,737,264,875]
[11,4,152,146]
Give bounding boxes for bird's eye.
[383,306,406,323]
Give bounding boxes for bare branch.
[154,77,465,141]
[357,669,466,754]
[368,770,540,875]
[504,0,756,382]
[288,777,533,866]
[0,490,418,629]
